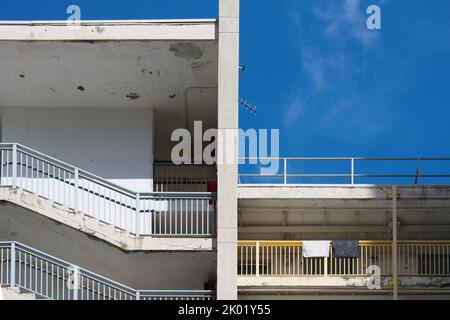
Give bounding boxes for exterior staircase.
[0,143,216,251]
[0,241,215,301]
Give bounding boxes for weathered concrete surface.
[0,187,215,251]
[1,286,37,300]
[238,276,450,300]
[0,40,217,110]
[0,20,217,41]
[238,276,450,288]
[238,185,450,201]
[239,290,450,300]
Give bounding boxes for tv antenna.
[238,64,257,115]
[239,98,257,114]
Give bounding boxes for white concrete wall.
[1,107,154,192]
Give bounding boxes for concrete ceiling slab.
[0,39,218,109]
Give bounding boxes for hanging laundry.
[333,240,360,258]
[302,241,330,258]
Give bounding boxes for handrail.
[0,143,216,237]
[0,143,217,197]
[0,241,215,300]
[154,160,216,167]
[139,290,216,300]
[238,240,450,246]
[239,157,450,185]
[237,240,450,278]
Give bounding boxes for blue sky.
[1,0,450,160]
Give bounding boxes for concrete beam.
[238,276,450,289]
[239,225,390,234]
[239,185,450,200]
[0,20,218,41]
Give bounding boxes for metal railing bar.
[154,161,216,167]
[0,144,136,196]
[239,157,450,161]
[79,270,136,295]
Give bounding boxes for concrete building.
[0,0,449,301]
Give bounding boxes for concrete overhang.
[0,20,218,41]
[238,185,450,208]
[0,20,218,110]
[237,185,450,239]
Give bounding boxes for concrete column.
[217,0,240,300]
[392,186,398,300]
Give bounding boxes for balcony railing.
[153,162,216,193]
[0,144,216,237]
[239,157,450,185]
[238,241,450,277]
[0,241,215,300]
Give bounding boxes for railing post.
[72,266,79,300]
[350,158,355,185]
[392,185,398,301]
[10,242,16,288]
[136,193,140,237]
[12,144,17,188]
[73,168,79,213]
[415,159,421,185]
[284,158,287,185]
[256,242,260,277]
[324,257,328,277]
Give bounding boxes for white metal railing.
[0,241,215,300]
[139,290,215,300]
[0,144,216,237]
[238,157,450,185]
[238,241,450,277]
[153,162,216,192]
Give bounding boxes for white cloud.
[282,0,383,131]
[284,95,305,126]
[313,0,379,45]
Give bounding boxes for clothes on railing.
[332,240,360,258]
[238,240,450,278]
[302,241,330,258]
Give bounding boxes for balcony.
[238,241,450,293]
[153,162,216,193]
